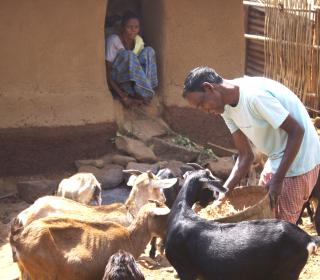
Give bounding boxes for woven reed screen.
[264,0,320,116]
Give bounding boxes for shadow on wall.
[105,0,141,38]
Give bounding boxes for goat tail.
[311,235,320,246]
[306,235,320,256]
[9,216,24,262]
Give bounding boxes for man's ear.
[202,82,213,91]
[211,83,223,91]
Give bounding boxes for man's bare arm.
[223,130,254,191]
[268,114,304,207]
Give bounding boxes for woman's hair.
[183,66,223,97]
[102,250,145,280]
[121,10,140,27]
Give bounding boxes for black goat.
[149,166,219,258]
[165,169,320,280]
[158,168,182,209]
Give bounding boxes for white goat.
[56,173,102,205]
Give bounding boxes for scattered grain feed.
[197,200,248,220]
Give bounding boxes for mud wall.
[142,0,244,147]
[0,0,118,175]
[0,0,244,175]
[0,0,114,128]
[161,0,245,107]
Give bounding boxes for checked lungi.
[259,164,320,223]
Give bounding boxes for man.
[183,66,320,223]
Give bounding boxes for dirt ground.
[1,194,320,280]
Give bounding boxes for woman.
[105,11,158,107]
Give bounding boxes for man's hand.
[213,188,228,207]
[266,178,283,209]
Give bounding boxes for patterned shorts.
[259,165,320,224]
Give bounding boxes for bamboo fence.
[263,0,320,115]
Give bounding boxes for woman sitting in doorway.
[105,11,158,107]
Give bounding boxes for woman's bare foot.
[120,96,132,108]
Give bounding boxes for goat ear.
[147,170,154,179]
[232,153,238,162]
[122,169,143,176]
[180,165,194,173]
[127,175,137,187]
[187,163,204,170]
[151,178,177,189]
[151,206,170,216]
[182,170,193,179]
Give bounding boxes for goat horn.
[122,169,143,176]
[186,163,205,170]
[147,170,154,179]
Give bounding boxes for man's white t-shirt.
[222,77,320,177]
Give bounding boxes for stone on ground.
[122,118,169,143]
[152,137,199,163]
[115,136,157,163]
[111,154,137,167]
[17,180,58,203]
[78,164,124,189]
[203,157,234,180]
[163,160,195,177]
[125,162,160,174]
[101,187,130,205]
[74,159,104,169]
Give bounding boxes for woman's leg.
[111,49,155,100]
[138,47,158,89]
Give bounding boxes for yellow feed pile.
[198,200,248,220]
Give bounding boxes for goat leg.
[149,237,157,259]
[306,202,314,223]
[314,201,320,235]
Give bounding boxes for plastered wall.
[147,0,245,106]
[141,0,244,148]
[0,0,244,128]
[0,0,244,174]
[0,0,114,128]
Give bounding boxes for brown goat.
[11,202,169,280]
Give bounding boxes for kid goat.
[56,172,102,205]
